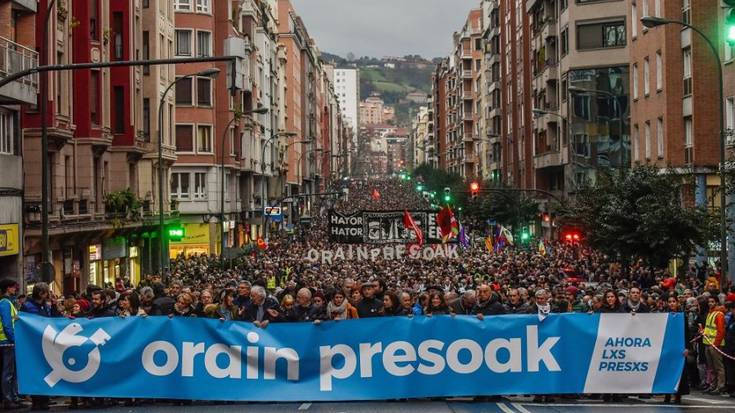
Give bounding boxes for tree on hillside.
[566,166,717,267]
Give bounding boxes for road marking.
[497,403,517,413]
[298,402,312,410]
[683,396,734,405]
[511,403,532,413]
[524,402,735,409]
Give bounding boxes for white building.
[333,68,360,137]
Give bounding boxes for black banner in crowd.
[328,210,449,244]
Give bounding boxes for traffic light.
[563,229,582,243]
[520,228,530,242]
[725,1,735,44]
[443,187,452,203]
[470,181,480,199]
[542,212,551,223]
[168,225,185,241]
[417,184,424,192]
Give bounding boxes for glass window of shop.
[568,66,630,187]
[89,244,102,287]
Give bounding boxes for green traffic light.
[728,25,735,43]
[521,232,530,242]
[417,185,423,192]
[443,195,451,203]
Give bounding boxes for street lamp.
[259,130,297,239]
[158,67,220,279]
[641,15,729,282]
[219,105,268,264]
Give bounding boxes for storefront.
[88,244,103,287]
[0,223,20,282]
[169,223,215,258]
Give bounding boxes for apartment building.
[479,0,502,183]
[525,0,630,197]
[0,0,37,281]
[630,0,720,173]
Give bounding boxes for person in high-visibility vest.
[0,278,24,409]
[703,296,727,394]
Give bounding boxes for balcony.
[534,150,565,169]
[542,21,557,40]
[462,89,473,100]
[462,70,473,79]
[0,37,38,104]
[12,0,36,12]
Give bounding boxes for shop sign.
[0,223,20,257]
[89,245,102,261]
[103,237,127,260]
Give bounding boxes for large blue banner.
[16,313,685,401]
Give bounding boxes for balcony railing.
[0,36,38,89]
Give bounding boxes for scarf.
[537,303,551,322]
[327,300,348,320]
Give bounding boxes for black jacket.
[505,301,530,314]
[450,299,475,315]
[356,296,384,318]
[87,304,115,318]
[623,301,650,314]
[241,297,281,323]
[472,294,506,316]
[150,296,176,316]
[285,304,321,322]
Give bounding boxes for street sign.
[264,207,282,216]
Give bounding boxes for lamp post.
[258,130,293,240]
[641,15,728,281]
[158,67,220,279]
[219,105,268,265]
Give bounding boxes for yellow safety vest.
[0,298,17,342]
[704,310,723,346]
[267,276,276,290]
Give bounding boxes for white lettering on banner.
[583,314,668,393]
[141,333,300,382]
[318,326,560,391]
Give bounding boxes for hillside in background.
[322,52,436,126]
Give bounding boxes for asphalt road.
[26,394,735,413]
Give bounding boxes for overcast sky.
[291,0,480,59]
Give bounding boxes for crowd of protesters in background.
[0,177,732,409]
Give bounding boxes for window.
[114,87,125,133]
[656,51,663,91]
[89,1,98,40]
[196,31,211,57]
[171,173,190,200]
[90,70,100,126]
[176,125,194,152]
[143,98,151,141]
[229,128,236,156]
[196,78,212,106]
[175,30,192,56]
[197,125,212,153]
[143,0,149,8]
[728,97,735,132]
[175,77,193,105]
[142,31,150,75]
[561,28,569,56]
[577,21,626,50]
[194,173,207,200]
[631,4,638,38]
[644,121,651,160]
[0,110,15,155]
[657,117,664,158]
[632,63,639,99]
[174,0,191,11]
[196,0,211,13]
[633,124,640,161]
[654,0,661,17]
[683,47,692,95]
[561,0,567,11]
[643,57,650,96]
[682,0,690,24]
[684,116,693,147]
[112,12,124,60]
[641,0,649,28]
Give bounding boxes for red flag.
[371,189,381,201]
[403,210,424,246]
[257,237,268,250]
[437,206,459,243]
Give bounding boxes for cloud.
[291,0,479,58]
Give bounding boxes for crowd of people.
[0,177,733,409]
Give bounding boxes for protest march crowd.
[0,177,734,409]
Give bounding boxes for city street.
[4,0,735,411]
[32,395,735,413]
